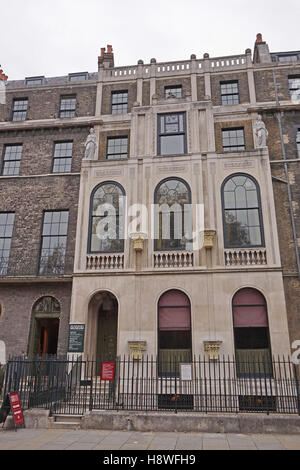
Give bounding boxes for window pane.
[39,211,69,275]
[160,135,184,155]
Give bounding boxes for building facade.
[0,35,300,367]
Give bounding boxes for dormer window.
[25,76,44,85]
[69,73,88,82]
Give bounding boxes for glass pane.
[160,135,184,155]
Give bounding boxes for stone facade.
[0,36,300,362]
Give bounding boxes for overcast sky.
[1,0,300,80]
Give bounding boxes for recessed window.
[107,137,128,160]
[233,288,272,377]
[222,174,264,248]
[39,211,69,275]
[222,128,245,152]
[111,91,128,114]
[289,76,300,101]
[158,113,186,156]
[52,142,73,173]
[165,85,182,99]
[221,81,239,105]
[25,76,44,85]
[59,96,76,118]
[154,178,192,251]
[297,129,300,158]
[2,144,22,176]
[89,182,125,253]
[12,99,28,121]
[0,212,15,276]
[68,73,88,82]
[158,290,192,377]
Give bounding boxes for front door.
[96,301,118,361]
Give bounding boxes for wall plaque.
[157,165,187,174]
[95,169,123,177]
[68,324,85,353]
[223,160,255,170]
[180,363,193,381]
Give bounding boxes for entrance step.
[51,414,83,429]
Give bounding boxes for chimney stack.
[0,66,8,81]
[98,45,114,69]
[253,33,271,64]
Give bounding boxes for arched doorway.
[28,296,60,356]
[87,291,118,361]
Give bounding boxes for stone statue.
[84,128,98,160]
[254,115,268,148]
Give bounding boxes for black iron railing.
[2,355,300,415]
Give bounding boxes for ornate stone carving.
[203,341,222,360]
[254,115,268,148]
[129,232,148,252]
[203,230,216,249]
[84,128,98,161]
[128,341,147,360]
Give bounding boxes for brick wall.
[0,127,89,175]
[0,282,72,356]
[211,72,250,106]
[101,82,137,115]
[214,120,254,153]
[0,174,80,275]
[0,85,97,121]
[155,77,191,100]
[98,129,130,160]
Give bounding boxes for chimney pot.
[256,33,263,43]
[107,45,113,53]
[101,47,106,57]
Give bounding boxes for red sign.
[101,362,115,381]
[9,393,24,426]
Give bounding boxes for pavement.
[1,429,300,450]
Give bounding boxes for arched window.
[158,289,192,375]
[233,288,272,376]
[222,174,264,248]
[154,178,192,251]
[89,182,125,253]
[29,296,61,356]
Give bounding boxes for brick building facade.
[0,34,299,365]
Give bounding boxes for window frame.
[296,127,300,158]
[38,210,69,276]
[111,90,128,115]
[52,141,73,173]
[2,144,23,176]
[164,85,183,99]
[222,127,245,152]
[232,288,272,378]
[157,112,187,156]
[59,95,77,118]
[154,177,192,252]
[220,80,240,105]
[106,136,128,160]
[157,289,192,378]
[289,76,300,101]
[221,173,265,249]
[88,181,126,254]
[0,212,15,276]
[25,76,45,86]
[11,98,28,121]
[68,72,88,82]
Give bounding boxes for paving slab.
[175,433,203,450]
